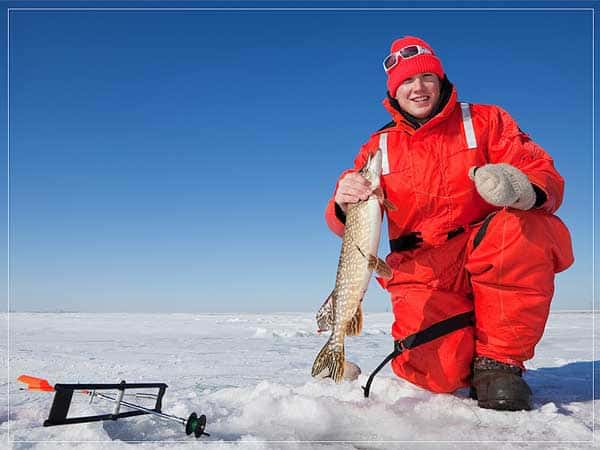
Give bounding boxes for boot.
[471,356,532,411]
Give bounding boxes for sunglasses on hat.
[383,45,433,72]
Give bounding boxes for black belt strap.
[362,311,474,398]
[389,227,465,252]
[389,231,423,252]
[472,213,496,250]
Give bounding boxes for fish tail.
[311,336,345,383]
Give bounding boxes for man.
[325,36,574,411]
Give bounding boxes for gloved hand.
[469,163,536,210]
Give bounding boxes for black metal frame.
[43,381,168,427]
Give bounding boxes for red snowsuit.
[325,86,574,393]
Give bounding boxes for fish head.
[359,148,383,186]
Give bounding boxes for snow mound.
[363,328,388,335]
[252,327,314,338]
[271,329,314,338]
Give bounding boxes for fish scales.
[335,195,380,322]
[312,149,388,382]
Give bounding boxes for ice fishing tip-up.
[17,374,209,438]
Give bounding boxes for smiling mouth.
[411,96,431,103]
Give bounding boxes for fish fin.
[372,187,398,211]
[316,291,335,332]
[345,303,363,336]
[367,255,394,280]
[311,337,345,383]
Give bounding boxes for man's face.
[394,73,441,119]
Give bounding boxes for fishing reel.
[185,412,208,438]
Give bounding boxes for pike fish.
[312,148,395,382]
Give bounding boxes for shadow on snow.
[526,360,598,414]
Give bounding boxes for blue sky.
[1,2,596,312]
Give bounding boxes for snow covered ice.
[2,311,598,448]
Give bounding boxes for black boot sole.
[477,398,532,411]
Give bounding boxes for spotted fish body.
[312,149,392,382]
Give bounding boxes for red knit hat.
[386,36,445,96]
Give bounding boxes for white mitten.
[469,163,536,210]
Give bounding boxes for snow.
[2,311,598,448]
